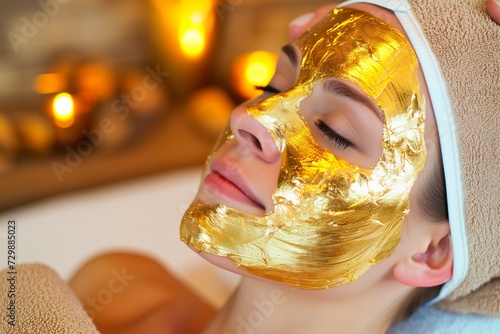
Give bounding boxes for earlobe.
[393,233,453,287]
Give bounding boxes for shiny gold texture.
[181,8,426,289]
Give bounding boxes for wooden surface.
[0,110,215,212]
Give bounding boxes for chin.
[195,249,277,285]
[196,250,253,277]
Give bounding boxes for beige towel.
[407,0,500,316]
[0,263,99,334]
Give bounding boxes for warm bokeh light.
[75,61,116,101]
[177,0,214,59]
[34,73,66,94]
[52,93,75,128]
[186,86,235,137]
[149,0,216,95]
[245,62,271,87]
[180,27,205,58]
[231,50,278,99]
[16,114,55,155]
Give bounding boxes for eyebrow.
[282,44,298,67]
[323,79,383,121]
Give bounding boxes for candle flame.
[53,93,75,128]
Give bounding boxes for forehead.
[296,8,416,106]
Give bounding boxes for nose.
[230,106,281,163]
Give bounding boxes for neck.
[203,275,413,334]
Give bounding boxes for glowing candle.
[52,93,75,128]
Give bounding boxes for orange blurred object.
[15,113,55,155]
[34,73,67,94]
[231,51,278,99]
[75,61,116,101]
[186,86,235,138]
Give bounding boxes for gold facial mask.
[181,8,426,289]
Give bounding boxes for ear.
[393,223,453,287]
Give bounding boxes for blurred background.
[0,0,330,211]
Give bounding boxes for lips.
[204,158,264,209]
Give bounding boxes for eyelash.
[255,85,281,94]
[255,87,352,150]
[314,120,351,150]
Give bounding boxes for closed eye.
[314,120,351,150]
[255,85,281,94]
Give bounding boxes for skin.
[69,2,500,333]
[69,252,216,334]
[488,0,500,24]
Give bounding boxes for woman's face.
[180,6,431,289]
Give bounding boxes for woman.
[70,1,500,333]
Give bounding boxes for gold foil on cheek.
[180,8,427,289]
